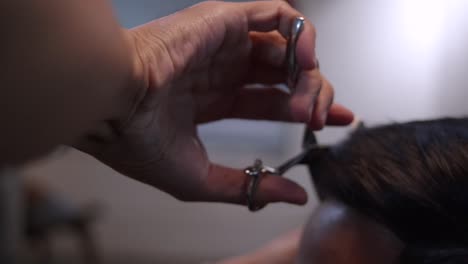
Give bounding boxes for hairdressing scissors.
[245,118,365,211]
[244,17,309,211]
[245,131,329,211]
[245,17,326,211]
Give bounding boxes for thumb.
[202,164,308,208]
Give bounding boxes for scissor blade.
[276,146,312,175]
[300,146,330,165]
[275,145,330,175]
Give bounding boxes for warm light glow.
[397,0,460,52]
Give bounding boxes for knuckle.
[276,1,291,13]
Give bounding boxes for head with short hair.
[298,118,468,264]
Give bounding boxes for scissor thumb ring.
[244,159,278,211]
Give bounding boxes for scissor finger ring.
[287,16,305,92]
[244,159,277,211]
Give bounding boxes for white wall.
[298,0,468,125]
[21,0,468,263]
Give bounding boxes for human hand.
[78,1,353,206]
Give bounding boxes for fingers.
[325,103,355,126]
[291,75,354,127]
[289,69,322,123]
[307,76,334,130]
[193,87,290,124]
[189,1,354,128]
[218,86,353,127]
[242,68,354,128]
[275,0,298,8]
[246,39,327,126]
[204,164,308,207]
[247,30,333,126]
[245,14,328,125]
[236,1,343,126]
[249,31,286,69]
[238,1,317,70]
[246,31,286,84]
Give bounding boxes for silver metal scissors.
[245,120,365,211]
[245,17,307,211]
[244,144,329,211]
[244,17,325,211]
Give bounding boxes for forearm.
[0,0,138,165]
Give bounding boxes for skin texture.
[297,201,403,264]
[218,229,302,264]
[219,201,403,264]
[222,118,468,263]
[0,0,354,206]
[0,0,134,164]
[77,1,353,206]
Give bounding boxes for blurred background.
[13,0,468,263]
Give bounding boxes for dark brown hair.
[309,118,468,263]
